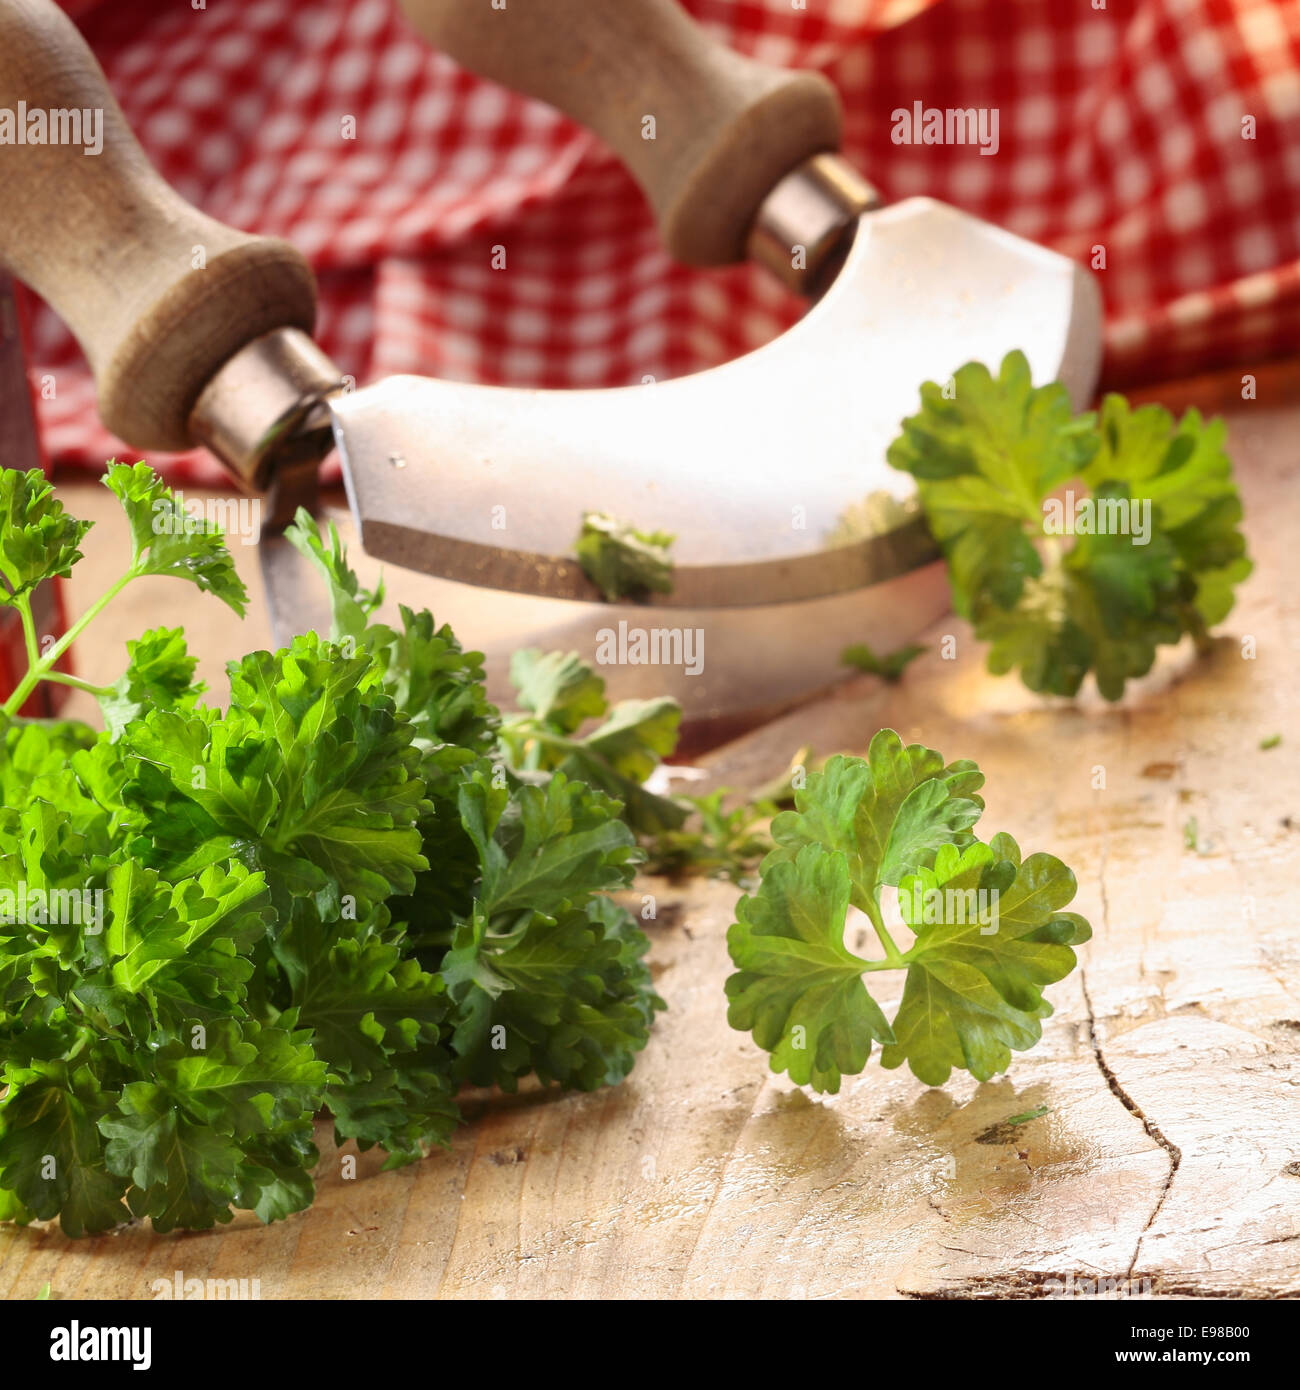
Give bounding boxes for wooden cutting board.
[2,367,1297,1299]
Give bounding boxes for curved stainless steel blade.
[329,196,1101,608]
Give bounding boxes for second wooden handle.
[399,0,842,266]
[0,0,317,451]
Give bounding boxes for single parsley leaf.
[574,511,675,601]
[284,508,384,640]
[726,844,893,1092]
[509,649,606,733]
[880,834,1090,1085]
[103,461,247,615]
[0,469,91,602]
[767,731,985,905]
[841,641,926,682]
[572,698,688,834]
[98,627,204,740]
[1,464,251,723]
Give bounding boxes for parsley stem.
[862,894,906,968]
[504,721,577,756]
[66,992,129,1042]
[0,568,136,718]
[42,672,115,698]
[16,592,39,669]
[504,722,596,774]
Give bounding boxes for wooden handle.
[398,0,842,266]
[0,0,316,451]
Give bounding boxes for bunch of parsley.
[888,351,1251,699]
[0,466,661,1235]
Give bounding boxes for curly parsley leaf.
[2,465,248,722]
[880,835,1090,1085]
[103,462,247,615]
[0,1060,127,1237]
[0,469,91,603]
[726,730,1088,1092]
[284,513,497,760]
[98,627,204,740]
[99,1019,323,1232]
[0,841,315,1235]
[574,511,675,601]
[284,507,384,640]
[274,901,459,1165]
[283,512,498,943]
[726,845,893,1092]
[125,634,430,917]
[889,351,1250,698]
[441,769,659,1090]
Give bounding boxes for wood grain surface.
[2,372,1297,1300]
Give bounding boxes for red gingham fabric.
[25,0,1300,484]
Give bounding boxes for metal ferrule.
[188,327,343,511]
[746,152,882,298]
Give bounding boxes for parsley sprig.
[0,465,244,716]
[726,730,1091,1092]
[888,351,1251,699]
[498,648,687,835]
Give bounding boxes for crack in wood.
[1080,969,1183,1279]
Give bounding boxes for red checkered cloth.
[26,0,1300,484]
